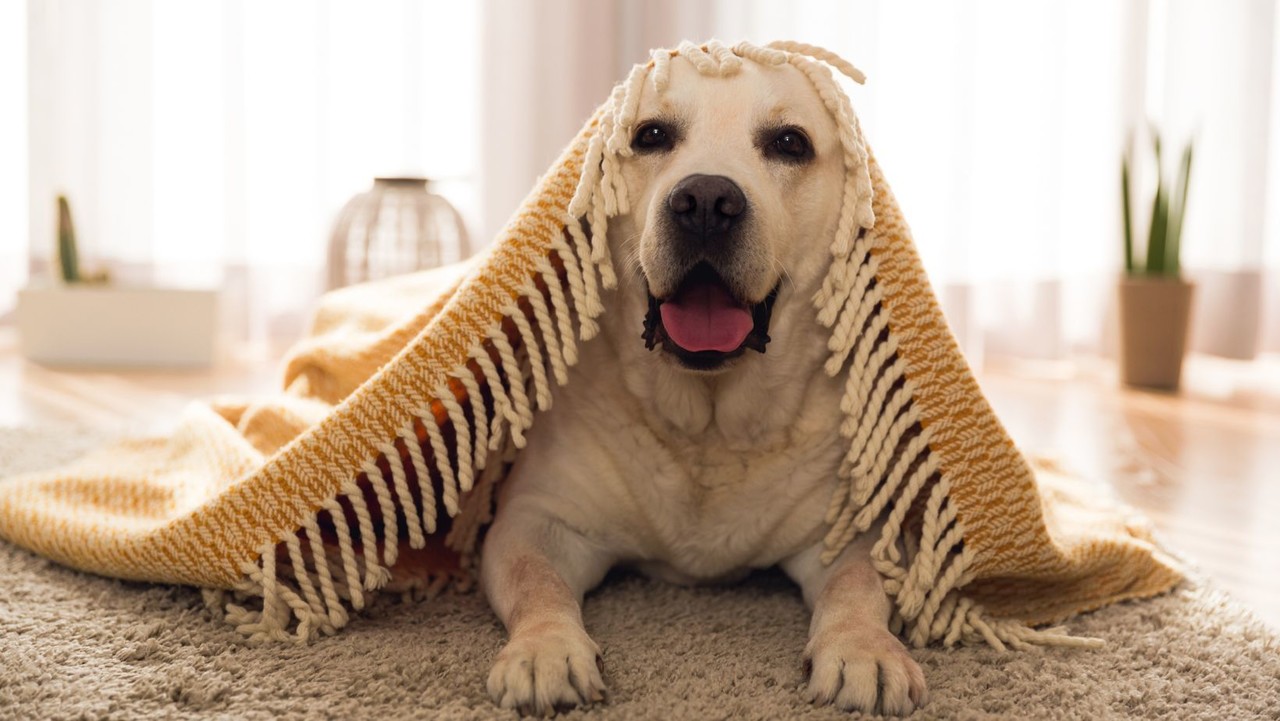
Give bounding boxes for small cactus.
[57,195,80,283]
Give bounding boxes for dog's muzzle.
[640,174,777,370]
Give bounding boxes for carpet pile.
[1,427,1275,720]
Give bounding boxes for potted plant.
[16,195,219,367]
[1118,130,1194,391]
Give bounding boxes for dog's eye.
[632,123,673,153]
[769,128,812,161]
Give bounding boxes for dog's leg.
[481,501,614,715]
[782,527,928,715]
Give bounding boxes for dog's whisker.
[618,232,645,276]
[769,255,795,290]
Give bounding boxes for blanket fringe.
[820,327,1101,648]
[206,69,626,640]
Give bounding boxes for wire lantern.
[327,177,471,290]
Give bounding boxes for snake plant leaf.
[1165,141,1194,277]
[1121,146,1134,274]
[1147,184,1168,276]
[56,195,80,284]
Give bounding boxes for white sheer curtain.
[7,0,1278,365]
[476,0,717,245]
[478,0,1280,365]
[0,3,26,314]
[6,0,480,351]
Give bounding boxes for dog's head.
[611,52,850,373]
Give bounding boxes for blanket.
[0,40,1181,651]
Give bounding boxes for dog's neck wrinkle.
[643,370,798,449]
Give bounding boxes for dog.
[479,53,928,716]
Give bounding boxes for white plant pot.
[16,284,219,368]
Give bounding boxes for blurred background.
[1,0,1277,370]
[0,0,1277,628]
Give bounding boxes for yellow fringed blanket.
[0,41,1180,650]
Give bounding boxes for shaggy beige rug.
[1,426,1277,721]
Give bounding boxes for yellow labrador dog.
[481,55,928,716]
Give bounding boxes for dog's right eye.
[632,123,673,153]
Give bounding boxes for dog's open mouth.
[642,263,779,370]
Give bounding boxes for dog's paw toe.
[487,623,606,715]
[803,626,928,716]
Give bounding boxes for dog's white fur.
[481,57,927,715]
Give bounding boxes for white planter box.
[17,285,219,368]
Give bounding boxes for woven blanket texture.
[0,40,1180,651]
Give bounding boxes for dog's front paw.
[803,625,928,716]
[487,621,606,715]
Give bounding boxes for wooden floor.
[1,328,1276,630]
[979,355,1280,631]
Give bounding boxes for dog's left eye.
[769,129,812,160]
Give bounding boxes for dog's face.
[615,58,846,372]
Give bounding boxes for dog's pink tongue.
[659,281,754,353]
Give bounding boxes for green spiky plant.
[1122,129,1194,277]
[56,195,80,283]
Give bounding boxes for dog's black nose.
[667,174,746,235]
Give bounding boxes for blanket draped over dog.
[0,41,1180,650]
